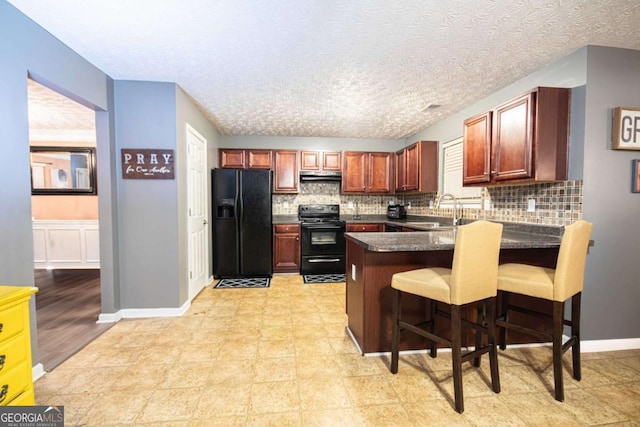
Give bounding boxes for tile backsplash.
[273,180,582,226]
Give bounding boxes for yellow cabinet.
[0,286,37,406]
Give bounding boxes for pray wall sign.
[121,149,175,179]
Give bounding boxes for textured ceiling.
[27,79,95,132]
[11,0,640,139]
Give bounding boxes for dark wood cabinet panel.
[394,149,406,192]
[368,152,392,193]
[300,150,342,171]
[247,149,273,169]
[273,224,300,272]
[404,143,420,191]
[219,149,246,169]
[219,149,272,169]
[273,150,299,193]
[300,151,320,170]
[395,140,438,193]
[463,113,492,185]
[342,151,368,192]
[322,151,342,171]
[493,92,534,182]
[463,87,569,186]
[346,223,383,232]
[343,151,392,193]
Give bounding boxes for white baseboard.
[581,338,640,353]
[97,300,191,322]
[97,311,123,323]
[32,363,45,382]
[352,334,640,357]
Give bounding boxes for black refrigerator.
[212,168,273,278]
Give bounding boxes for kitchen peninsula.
[344,223,564,354]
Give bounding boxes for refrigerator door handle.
[235,171,242,273]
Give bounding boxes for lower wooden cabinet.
[273,224,300,273]
[346,223,384,232]
[0,286,37,406]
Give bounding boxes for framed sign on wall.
[121,149,175,179]
[612,107,640,150]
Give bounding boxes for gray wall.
[114,81,221,308]
[0,3,223,370]
[407,48,588,149]
[0,0,116,366]
[221,135,404,153]
[175,85,221,303]
[407,45,640,341]
[114,81,181,309]
[581,46,640,340]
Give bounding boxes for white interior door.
[186,124,208,300]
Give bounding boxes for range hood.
[299,170,342,182]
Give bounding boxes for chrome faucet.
[436,193,461,226]
[353,201,361,220]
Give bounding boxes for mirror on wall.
[30,146,97,195]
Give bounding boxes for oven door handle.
[301,223,344,230]
[307,258,341,263]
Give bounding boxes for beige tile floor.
[35,275,640,426]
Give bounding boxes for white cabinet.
[32,220,100,269]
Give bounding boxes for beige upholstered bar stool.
[496,219,593,402]
[389,220,503,414]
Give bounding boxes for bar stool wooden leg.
[429,300,438,358]
[391,289,401,374]
[487,297,500,393]
[499,291,510,350]
[451,305,464,413]
[552,301,565,402]
[473,302,485,367]
[572,292,582,381]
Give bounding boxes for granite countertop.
[272,215,300,224]
[345,225,563,252]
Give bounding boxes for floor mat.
[303,274,346,284]
[214,277,271,289]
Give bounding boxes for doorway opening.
[27,78,111,370]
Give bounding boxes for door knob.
[203,220,208,225]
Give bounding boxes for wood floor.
[34,269,113,371]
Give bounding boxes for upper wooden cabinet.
[300,151,341,171]
[273,150,299,193]
[395,140,438,193]
[342,151,393,193]
[219,149,272,169]
[463,87,570,186]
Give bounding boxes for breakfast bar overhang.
[344,225,564,355]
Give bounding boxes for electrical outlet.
[407,202,411,209]
[348,201,354,209]
[484,199,491,211]
[283,201,289,209]
[429,200,434,209]
[527,198,536,212]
